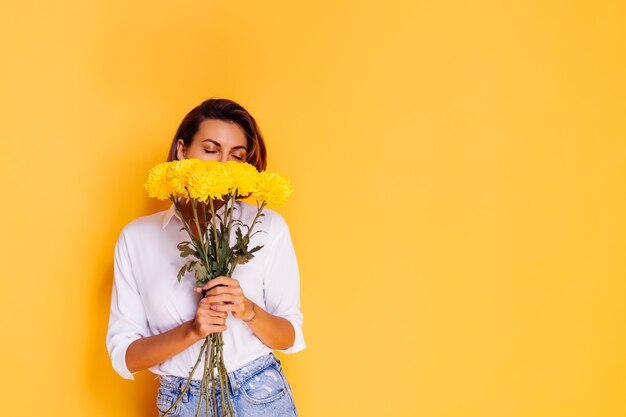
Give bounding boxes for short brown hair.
[166,98,267,172]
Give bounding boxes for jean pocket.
[240,364,288,405]
[156,386,183,416]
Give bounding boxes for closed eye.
[205,150,244,160]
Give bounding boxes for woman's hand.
[189,296,228,340]
[194,276,255,322]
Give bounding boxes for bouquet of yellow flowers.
[144,158,293,417]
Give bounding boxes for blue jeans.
[156,352,298,417]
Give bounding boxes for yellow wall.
[0,1,624,416]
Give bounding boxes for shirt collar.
[161,203,181,229]
[161,201,233,229]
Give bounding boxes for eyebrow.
[202,138,248,151]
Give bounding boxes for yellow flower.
[165,159,202,201]
[224,161,259,198]
[144,162,172,200]
[145,159,291,206]
[250,170,294,207]
[186,160,233,202]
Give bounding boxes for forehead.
[194,119,247,147]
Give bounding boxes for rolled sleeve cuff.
[276,314,307,354]
[110,337,140,380]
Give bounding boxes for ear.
[176,139,185,160]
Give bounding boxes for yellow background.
[0,1,624,416]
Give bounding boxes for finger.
[199,322,227,333]
[203,277,226,290]
[197,310,228,322]
[198,301,227,312]
[208,303,237,312]
[202,307,228,318]
[194,286,234,296]
[212,307,228,317]
[199,296,227,303]
[201,294,238,304]
[204,285,243,297]
[200,315,226,324]
[204,276,239,291]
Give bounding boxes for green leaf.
[236,252,255,264]
[249,244,264,254]
[177,241,201,259]
[177,259,197,282]
[177,263,187,282]
[192,262,208,280]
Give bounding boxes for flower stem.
[159,337,207,416]
[194,356,206,417]
[227,201,266,277]
[201,201,210,256]
[190,199,215,281]
[227,194,236,232]
[210,334,218,414]
[209,198,221,268]
[204,335,211,417]
[172,197,202,251]
[190,200,205,256]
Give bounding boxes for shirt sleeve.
[105,228,150,380]
[263,214,307,354]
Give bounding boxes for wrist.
[243,300,257,323]
[185,319,202,342]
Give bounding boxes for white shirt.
[105,200,306,380]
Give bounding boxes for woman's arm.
[241,299,296,350]
[125,320,199,374]
[126,303,228,374]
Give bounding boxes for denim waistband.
[158,352,282,397]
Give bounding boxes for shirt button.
[236,383,241,388]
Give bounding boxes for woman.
[105,98,306,417]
